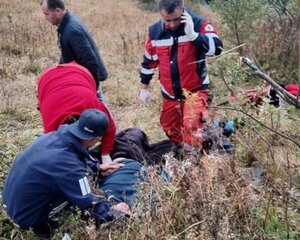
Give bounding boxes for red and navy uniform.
[37,62,116,155]
[139,8,223,147]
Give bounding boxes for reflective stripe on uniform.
[79,176,91,196]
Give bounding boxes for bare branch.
[242,57,300,108]
[209,106,300,148]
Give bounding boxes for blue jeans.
[99,159,144,205]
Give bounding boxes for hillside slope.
[0,0,299,239]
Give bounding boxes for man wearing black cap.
[2,109,128,236]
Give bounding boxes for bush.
[211,0,265,48]
[136,0,158,11]
[211,0,299,83]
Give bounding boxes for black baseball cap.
[68,109,109,140]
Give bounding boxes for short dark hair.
[40,0,66,10]
[159,0,183,13]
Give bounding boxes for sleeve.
[194,20,223,56]
[96,102,117,155]
[139,34,159,85]
[86,157,100,174]
[285,84,300,97]
[57,166,113,222]
[69,28,108,86]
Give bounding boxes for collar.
[57,10,71,33]
[58,125,91,160]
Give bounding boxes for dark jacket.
[110,128,174,165]
[57,11,107,87]
[2,125,112,231]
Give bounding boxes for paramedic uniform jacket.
[140,8,223,100]
[2,125,112,230]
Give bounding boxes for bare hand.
[99,162,124,176]
[112,202,130,214]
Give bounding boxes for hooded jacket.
[37,62,116,155]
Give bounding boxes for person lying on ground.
[95,126,233,207]
[37,62,116,163]
[2,109,128,236]
[91,127,174,206]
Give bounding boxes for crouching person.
[2,109,129,236]
[37,62,116,164]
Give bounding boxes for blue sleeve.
[86,158,100,173]
[192,34,210,53]
[57,168,113,221]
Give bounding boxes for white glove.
[101,154,112,164]
[181,10,198,41]
[139,88,151,105]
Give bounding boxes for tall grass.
[0,0,299,239]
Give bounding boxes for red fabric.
[285,84,300,97]
[227,88,267,104]
[160,90,209,147]
[160,99,184,145]
[144,20,217,97]
[37,62,116,155]
[226,84,300,104]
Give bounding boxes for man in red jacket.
[138,0,223,152]
[37,62,116,163]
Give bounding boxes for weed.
[0,0,299,239]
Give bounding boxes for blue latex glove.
[223,120,234,136]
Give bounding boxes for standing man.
[40,0,107,100]
[2,109,129,236]
[138,0,223,152]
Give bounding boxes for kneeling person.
[2,109,128,235]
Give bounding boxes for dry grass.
[0,0,300,239]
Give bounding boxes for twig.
[242,57,300,108]
[263,189,273,230]
[170,220,206,239]
[188,43,247,65]
[209,106,300,148]
[219,66,236,97]
[285,153,291,239]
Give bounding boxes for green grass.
[0,0,300,239]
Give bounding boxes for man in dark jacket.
[40,0,107,100]
[138,0,223,152]
[2,109,128,235]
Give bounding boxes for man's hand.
[139,88,151,105]
[181,10,198,41]
[99,162,124,176]
[112,202,130,213]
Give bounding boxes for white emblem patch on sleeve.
[204,24,214,32]
[79,176,91,196]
